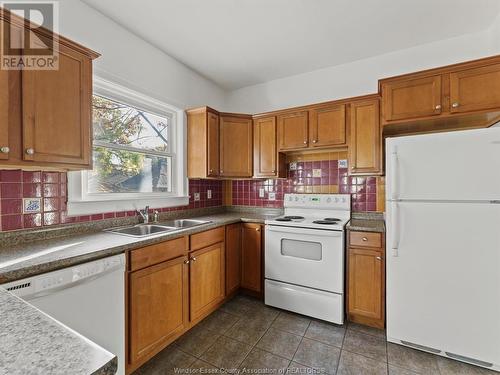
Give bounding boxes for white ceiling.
[81,0,500,90]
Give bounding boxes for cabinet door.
[129,256,189,366]
[207,111,220,177]
[348,247,384,321]
[220,116,253,177]
[189,242,225,322]
[22,41,92,166]
[309,104,346,147]
[382,75,442,122]
[348,99,382,175]
[0,68,8,160]
[450,63,500,114]
[225,223,241,296]
[254,116,278,177]
[277,111,309,150]
[241,223,262,293]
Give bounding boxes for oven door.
[265,225,344,293]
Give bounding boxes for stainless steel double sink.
[106,219,211,238]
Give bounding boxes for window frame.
[67,77,188,216]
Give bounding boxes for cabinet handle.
[362,237,368,241]
[0,146,9,153]
[272,170,276,173]
[184,260,190,264]
[209,169,214,173]
[256,228,260,232]
[220,170,224,174]
[303,141,307,144]
[312,140,317,143]
[434,104,441,110]
[376,256,383,260]
[25,148,35,155]
[190,257,197,262]
[452,102,459,108]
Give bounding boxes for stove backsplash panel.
[231,151,385,213]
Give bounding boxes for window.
[67,78,187,215]
[90,95,172,194]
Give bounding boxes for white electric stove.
[264,193,351,324]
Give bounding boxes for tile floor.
[133,295,496,375]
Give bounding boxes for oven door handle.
[266,225,343,237]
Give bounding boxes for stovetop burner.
[312,220,339,225]
[284,216,305,220]
[324,218,341,222]
[275,218,292,222]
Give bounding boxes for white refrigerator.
[386,127,500,371]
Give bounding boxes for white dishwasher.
[2,254,125,375]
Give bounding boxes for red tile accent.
[1,183,22,199]
[2,215,23,231]
[43,198,60,212]
[0,170,22,182]
[1,199,22,215]
[23,183,42,198]
[43,172,60,183]
[24,213,42,228]
[43,183,60,197]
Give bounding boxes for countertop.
[0,211,277,283]
[0,287,117,375]
[347,213,385,233]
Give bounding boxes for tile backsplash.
[229,151,385,213]
[0,170,222,231]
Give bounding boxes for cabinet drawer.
[130,236,188,271]
[349,231,382,248]
[190,227,225,251]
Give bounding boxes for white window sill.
[66,196,189,216]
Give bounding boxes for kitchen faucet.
[138,206,150,223]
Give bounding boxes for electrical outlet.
[259,188,265,198]
[289,162,297,171]
[339,159,348,168]
[312,169,322,177]
[207,189,212,199]
[268,192,276,201]
[194,192,200,201]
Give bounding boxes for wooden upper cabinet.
[189,242,225,323]
[207,111,220,177]
[309,104,346,147]
[348,247,384,324]
[0,69,8,160]
[253,116,285,178]
[450,63,500,114]
[278,111,309,150]
[0,12,98,169]
[128,255,189,366]
[348,99,382,175]
[241,223,262,293]
[381,75,442,122]
[225,223,241,296]
[22,42,92,166]
[187,108,220,178]
[219,115,253,177]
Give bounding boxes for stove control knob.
[326,197,332,203]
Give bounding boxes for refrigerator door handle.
[391,202,400,256]
[390,150,399,200]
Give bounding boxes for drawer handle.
[184,259,190,264]
[256,228,260,232]
[362,237,368,241]
[26,148,35,155]
[190,257,197,262]
[376,256,383,260]
[434,104,441,110]
[0,146,9,153]
[452,102,459,108]
[303,141,307,144]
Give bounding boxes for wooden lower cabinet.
[189,241,225,323]
[225,223,242,296]
[128,255,189,369]
[241,223,263,293]
[347,231,385,329]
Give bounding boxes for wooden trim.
[130,236,188,271]
[190,227,225,251]
[0,7,100,59]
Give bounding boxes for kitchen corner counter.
[0,288,116,375]
[347,213,385,233]
[0,210,280,283]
